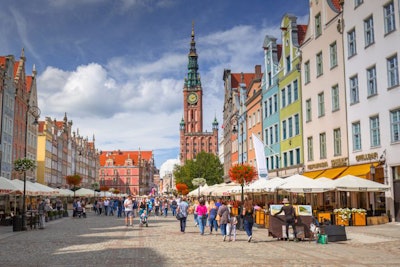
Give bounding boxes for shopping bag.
[317,234,328,244]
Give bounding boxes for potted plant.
[333,208,352,226]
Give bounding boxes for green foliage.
[174,151,223,190]
[13,158,36,173]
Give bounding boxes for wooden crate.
[367,215,389,225]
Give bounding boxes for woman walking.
[217,200,230,241]
[195,199,208,235]
[177,197,189,233]
[208,200,218,234]
[243,199,255,242]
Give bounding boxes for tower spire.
[186,21,201,88]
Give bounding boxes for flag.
[252,133,268,179]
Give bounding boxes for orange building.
[98,150,157,196]
[180,23,219,163]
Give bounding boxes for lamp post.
[370,163,375,182]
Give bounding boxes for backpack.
[133,201,138,209]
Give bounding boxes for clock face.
[187,93,198,104]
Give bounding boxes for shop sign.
[331,157,348,167]
[355,152,378,162]
[307,161,328,170]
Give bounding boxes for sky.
[1,0,309,169]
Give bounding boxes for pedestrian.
[37,198,46,229]
[217,200,230,241]
[103,198,110,216]
[163,199,169,217]
[274,198,298,242]
[117,198,123,218]
[154,197,160,216]
[171,197,178,216]
[242,198,255,242]
[124,195,134,227]
[208,200,218,234]
[192,199,199,226]
[177,196,189,233]
[196,199,208,235]
[227,209,238,241]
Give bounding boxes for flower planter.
[352,212,366,226]
[335,214,349,226]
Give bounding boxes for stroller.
[139,209,148,227]
[75,207,86,218]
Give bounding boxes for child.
[227,211,238,242]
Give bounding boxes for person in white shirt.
[124,195,134,227]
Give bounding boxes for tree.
[65,174,82,198]
[174,151,223,190]
[176,183,189,195]
[229,163,257,223]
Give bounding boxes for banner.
[252,133,268,179]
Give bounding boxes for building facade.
[98,150,156,196]
[180,24,219,164]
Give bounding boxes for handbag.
[176,212,184,220]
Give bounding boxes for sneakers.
[248,235,252,242]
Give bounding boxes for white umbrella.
[56,188,75,197]
[210,183,238,196]
[332,175,390,192]
[278,174,334,193]
[30,182,58,196]
[10,179,40,196]
[263,177,286,193]
[0,176,22,195]
[74,188,97,197]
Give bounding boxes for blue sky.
[1,0,309,168]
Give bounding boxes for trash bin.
[12,215,23,232]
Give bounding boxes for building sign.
[331,157,348,167]
[355,152,378,162]
[307,161,328,170]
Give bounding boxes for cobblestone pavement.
[1,211,400,267]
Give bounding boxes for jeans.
[243,219,253,237]
[228,224,236,240]
[164,208,168,216]
[198,215,207,234]
[220,223,227,236]
[172,207,177,216]
[209,218,218,232]
[194,214,198,225]
[117,207,122,217]
[285,219,297,239]
[179,216,187,232]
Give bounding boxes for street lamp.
[370,163,376,182]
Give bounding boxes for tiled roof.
[99,150,153,166]
[13,61,19,78]
[277,44,283,61]
[0,57,6,67]
[231,73,256,89]
[26,76,32,93]
[297,25,308,45]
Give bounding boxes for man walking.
[177,197,189,233]
[124,195,134,227]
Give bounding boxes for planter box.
[265,214,270,229]
[231,207,239,216]
[352,213,366,226]
[367,215,388,225]
[318,212,332,224]
[335,214,349,226]
[255,210,265,226]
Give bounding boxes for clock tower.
[180,23,219,164]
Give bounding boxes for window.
[352,122,362,151]
[347,29,357,57]
[331,85,340,111]
[287,84,292,105]
[268,72,272,87]
[370,116,381,147]
[384,1,395,34]
[296,148,301,165]
[306,99,312,122]
[304,61,310,83]
[294,114,300,135]
[269,126,274,144]
[281,88,286,107]
[330,41,337,68]
[387,55,399,88]
[269,97,273,115]
[274,94,278,112]
[283,152,288,167]
[354,0,363,8]
[350,75,359,104]
[367,66,377,96]
[364,16,374,47]
[265,128,269,145]
[293,80,298,101]
[315,13,322,37]
[307,136,314,161]
[289,151,294,166]
[282,120,287,139]
[274,124,279,143]
[318,92,325,117]
[288,117,293,138]
[316,52,323,76]
[286,55,291,73]
[319,132,327,159]
[334,128,342,156]
[390,109,400,142]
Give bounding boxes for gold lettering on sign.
[307,161,328,170]
[355,152,378,162]
[331,157,348,167]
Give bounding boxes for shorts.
[126,211,134,217]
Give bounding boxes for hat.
[282,198,289,204]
